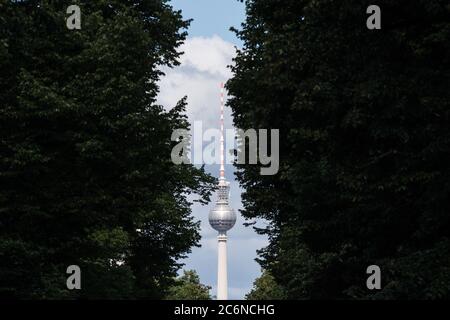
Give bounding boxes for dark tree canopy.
[228,0,449,299]
[0,0,215,299]
[245,270,285,300]
[166,270,212,300]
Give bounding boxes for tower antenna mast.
[220,82,225,180]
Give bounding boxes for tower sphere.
[209,201,236,233]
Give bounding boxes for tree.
[246,270,285,300]
[228,0,449,299]
[166,270,212,300]
[0,0,215,299]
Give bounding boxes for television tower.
[208,82,236,300]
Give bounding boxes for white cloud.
[157,35,236,130]
[179,35,236,78]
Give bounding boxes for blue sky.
[156,1,267,300]
[171,0,245,45]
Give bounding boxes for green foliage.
[166,270,212,300]
[246,270,285,300]
[0,0,215,299]
[228,0,450,299]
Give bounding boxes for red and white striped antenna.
[220,82,225,180]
